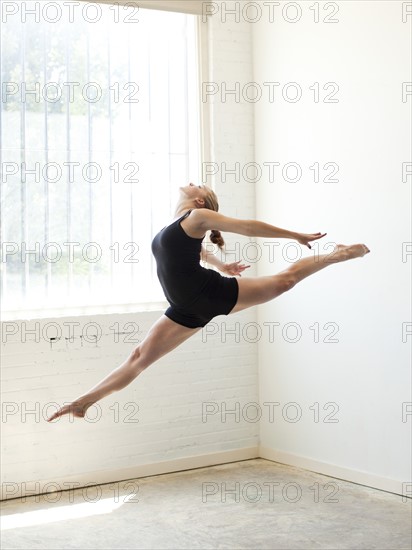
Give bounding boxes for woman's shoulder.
[172,207,217,234]
[180,209,206,239]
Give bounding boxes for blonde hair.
[202,186,224,250]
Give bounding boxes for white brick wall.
[0,11,259,500]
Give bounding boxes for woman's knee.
[129,345,144,370]
[271,273,297,297]
[130,344,141,360]
[283,274,297,292]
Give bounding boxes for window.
[1,2,202,317]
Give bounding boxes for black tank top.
[151,209,215,307]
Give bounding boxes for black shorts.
[164,271,239,329]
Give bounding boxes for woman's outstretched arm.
[194,209,326,249]
[200,244,226,269]
[200,245,251,276]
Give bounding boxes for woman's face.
[180,182,206,198]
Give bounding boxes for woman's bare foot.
[46,398,95,422]
[327,243,370,263]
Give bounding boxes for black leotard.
[151,209,239,328]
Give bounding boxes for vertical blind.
[0,2,201,315]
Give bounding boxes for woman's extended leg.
[230,243,370,314]
[47,315,201,421]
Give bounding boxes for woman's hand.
[222,261,251,277]
[296,232,327,249]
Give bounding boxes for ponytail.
[202,186,224,250]
[210,229,224,250]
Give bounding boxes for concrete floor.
[1,458,411,550]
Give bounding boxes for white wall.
[253,1,411,494]
[0,14,259,501]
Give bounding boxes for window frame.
[78,0,207,16]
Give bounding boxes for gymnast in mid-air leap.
[47,183,370,421]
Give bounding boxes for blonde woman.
[47,183,369,421]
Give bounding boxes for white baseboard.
[1,447,259,501]
[2,445,409,500]
[259,446,410,498]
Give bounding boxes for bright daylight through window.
[1,2,201,316]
